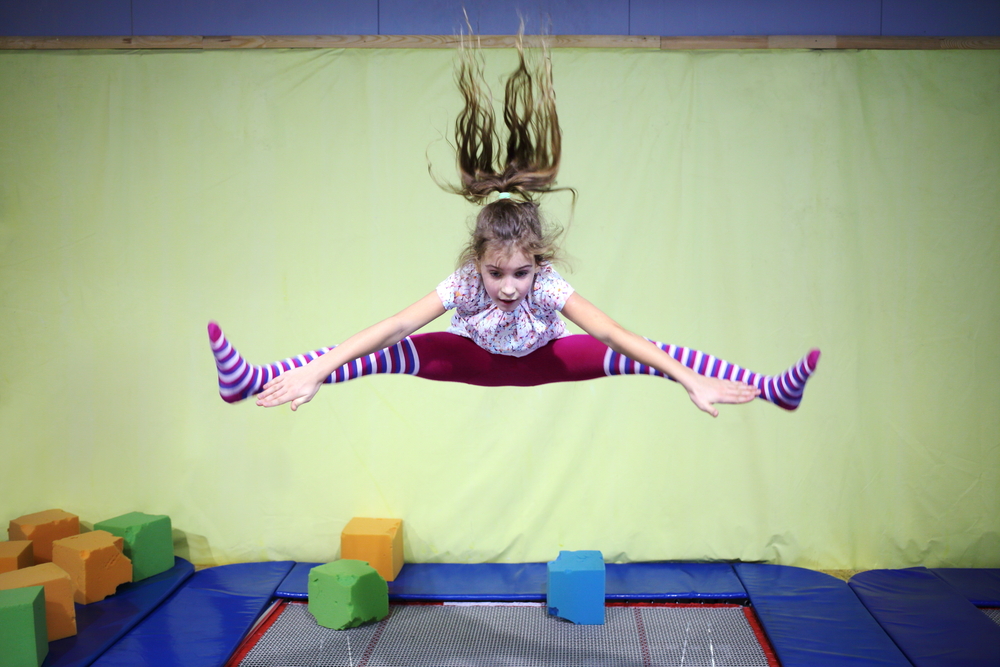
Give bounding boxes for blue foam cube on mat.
[547,550,605,624]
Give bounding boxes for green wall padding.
[1,48,997,569]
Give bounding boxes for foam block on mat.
[0,540,34,574]
[341,518,403,582]
[0,562,77,640]
[547,550,605,625]
[0,585,47,667]
[94,512,172,581]
[8,510,80,563]
[52,531,132,604]
[309,559,388,630]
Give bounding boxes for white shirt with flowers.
[435,263,575,357]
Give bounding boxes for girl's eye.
[489,272,501,278]
[515,271,528,277]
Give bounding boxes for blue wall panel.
[630,0,882,36]
[1,0,998,40]
[0,0,131,36]
[882,0,1000,36]
[380,0,629,35]
[132,0,378,36]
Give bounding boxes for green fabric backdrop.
[1,48,997,569]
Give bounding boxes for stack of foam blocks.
[0,509,174,667]
[308,517,403,630]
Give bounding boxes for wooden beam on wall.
[1,35,999,50]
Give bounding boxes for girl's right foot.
[207,322,333,403]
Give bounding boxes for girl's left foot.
[609,343,821,410]
[762,349,820,410]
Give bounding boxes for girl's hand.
[684,374,760,418]
[256,364,325,411]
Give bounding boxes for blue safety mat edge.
[736,563,912,667]
[275,561,748,601]
[929,568,1000,607]
[44,557,195,667]
[849,567,1000,667]
[91,560,294,667]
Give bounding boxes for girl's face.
[480,247,538,312]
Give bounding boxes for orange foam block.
[8,510,80,563]
[52,531,132,604]
[0,563,77,640]
[340,518,403,582]
[0,541,34,574]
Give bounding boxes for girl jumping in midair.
[208,38,819,417]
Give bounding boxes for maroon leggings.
[412,332,612,386]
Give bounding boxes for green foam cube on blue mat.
[94,512,173,581]
[0,585,48,667]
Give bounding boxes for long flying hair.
[442,26,573,267]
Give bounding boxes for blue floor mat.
[45,557,195,667]
[850,567,1000,667]
[736,563,911,667]
[275,561,747,601]
[91,561,293,667]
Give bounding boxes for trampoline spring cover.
[233,601,776,667]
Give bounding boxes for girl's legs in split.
[208,324,819,410]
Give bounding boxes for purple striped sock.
[207,322,419,403]
[605,343,821,411]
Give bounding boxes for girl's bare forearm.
[303,291,446,379]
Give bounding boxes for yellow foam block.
[0,541,34,574]
[0,563,77,641]
[340,518,403,582]
[52,531,133,604]
[8,510,80,563]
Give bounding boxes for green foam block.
[308,559,388,630]
[0,585,48,667]
[94,512,173,581]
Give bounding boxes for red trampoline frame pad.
[225,599,779,667]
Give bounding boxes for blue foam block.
[45,557,194,667]
[736,563,910,667]
[91,561,293,667]
[850,567,1000,667]
[546,551,605,625]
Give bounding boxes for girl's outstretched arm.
[255,292,446,411]
[560,293,759,417]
